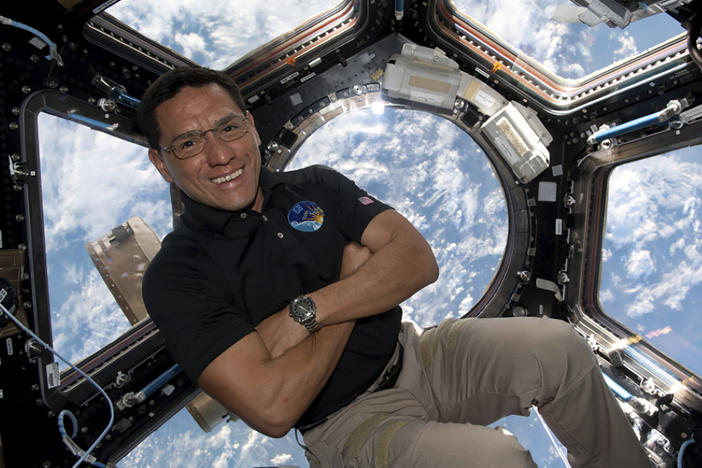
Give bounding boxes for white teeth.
[211,168,243,184]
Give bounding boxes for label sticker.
[358,196,375,206]
[46,362,60,389]
[288,201,325,232]
[6,338,13,356]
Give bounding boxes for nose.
[202,131,235,167]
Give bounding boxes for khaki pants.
[302,317,650,468]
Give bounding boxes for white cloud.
[108,0,341,69]
[625,249,655,278]
[612,31,638,61]
[271,453,294,464]
[603,150,702,320]
[52,267,131,366]
[38,114,171,252]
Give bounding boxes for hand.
[256,306,307,359]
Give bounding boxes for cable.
[0,292,114,468]
[0,15,63,66]
[533,406,571,468]
[678,438,695,468]
[59,410,106,468]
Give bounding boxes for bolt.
[23,301,32,309]
[564,194,576,207]
[12,107,20,115]
[516,270,530,282]
[2,43,11,52]
[9,122,19,130]
[30,55,40,63]
[98,98,116,112]
[48,81,58,88]
[642,378,656,395]
[59,86,68,93]
[26,339,42,358]
[11,153,20,161]
[557,271,570,285]
[31,383,39,391]
[21,86,32,94]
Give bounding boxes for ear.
[148,148,174,183]
[247,111,261,146]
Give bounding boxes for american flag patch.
[358,196,375,205]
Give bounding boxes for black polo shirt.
[143,164,402,428]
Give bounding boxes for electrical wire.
[677,438,695,468]
[0,15,63,66]
[0,296,114,468]
[533,405,571,468]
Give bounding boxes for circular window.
[287,107,508,327]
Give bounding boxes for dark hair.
[136,67,246,149]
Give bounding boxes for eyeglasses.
[162,113,251,160]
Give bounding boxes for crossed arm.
[198,210,438,437]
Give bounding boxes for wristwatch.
[289,295,321,334]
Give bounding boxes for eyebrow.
[170,113,244,141]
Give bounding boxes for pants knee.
[392,421,537,468]
[531,319,597,399]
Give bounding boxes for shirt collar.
[179,167,284,235]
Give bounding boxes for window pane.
[38,113,172,370]
[451,0,684,79]
[107,0,342,69]
[601,145,702,377]
[289,107,509,325]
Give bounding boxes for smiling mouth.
[211,168,243,184]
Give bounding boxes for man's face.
[148,83,263,212]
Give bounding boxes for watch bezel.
[289,295,321,333]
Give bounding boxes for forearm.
[312,213,438,326]
[253,321,354,436]
[202,320,353,437]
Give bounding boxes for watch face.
[292,296,315,321]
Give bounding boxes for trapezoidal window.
[37,112,172,370]
[107,0,343,69]
[450,0,684,80]
[600,144,702,378]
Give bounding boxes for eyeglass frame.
[160,112,252,160]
